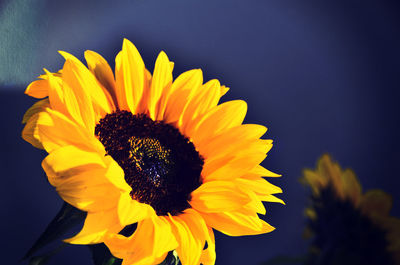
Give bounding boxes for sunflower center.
[95,110,204,216]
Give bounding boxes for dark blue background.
[1,0,400,264]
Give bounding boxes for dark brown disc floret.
[95,111,204,216]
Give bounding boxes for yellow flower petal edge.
[301,154,400,264]
[22,38,283,265]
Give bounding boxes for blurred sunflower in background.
[301,154,400,265]
[22,38,283,265]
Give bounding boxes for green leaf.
[23,202,86,260]
[28,244,66,265]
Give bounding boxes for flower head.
[22,39,283,265]
[302,154,400,265]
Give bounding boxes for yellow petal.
[58,50,82,64]
[203,152,266,182]
[41,145,117,211]
[135,68,153,114]
[163,69,203,124]
[84,50,117,106]
[55,60,95,132]
[25,70,63,99]
[318,154,344,199]
[258,194,285,205]
[244,190,266,215]
[21,99,51,149]
[38,69,62,80]
[179,209,208,243]
[65,209,121,245]
[45,162,105,188]
[105,216,178,265]
[251,165,281,177]
[62,57,112,127]
[58,183,119,213]
[201,208,275,236]
[22,113,44,149]
[341,169,362,206]
[220,85,229,97]
[191,100,247,146]
[60,51,114,117]
[117,192,155,226]
[22,98,50,124]
[115,39,147,113]
[104,233,132,258]
[42,145,106,178]
[25,79,49,98]
[190,181,251,213]
[360,189,393,217]
[201,155,232,178]
[104,157,131,192]
[203,138,272,163]
[148,51,172,120]
[301,169,325,195]
[180,79,221,136]
[37,108,102,153]
[197,124,267,159]
[199,227,216,265]
[168,209,207,265]
[234,177,282,196]
[46,68,68,117]
[51,166,120,212]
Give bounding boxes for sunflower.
[22,38,283,265]
[302,154,400,265]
